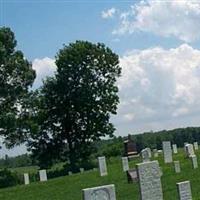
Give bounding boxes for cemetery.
[0,142,199,199]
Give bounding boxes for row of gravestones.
[83,142,199,199]
[83,159,193,200]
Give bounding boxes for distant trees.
[27,41,121,169]
[0,27,35,147]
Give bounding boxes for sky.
[1,0,200,156]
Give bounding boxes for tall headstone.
[136,161,163,200]
[98,156,108,176]
[141,148,150,162]
[162,141,173,163]
[39,169,47,182]
[193,142,198,150]
[82,184,116,200]
[24,173,30,185]
[122,157,129,172]
[190,155,198,169]
[174,161,181,173]
[153,149,158,157]
[172,144,178,154]
[185,144,195,157]
[177,181,192,200]
[124,135,138,157]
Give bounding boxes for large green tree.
[29,41,121,169]
[0,27,35,146]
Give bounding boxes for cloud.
[112,0,200,42]
[101,8,116,19]
[32,57,56,88]
[112,44,200,134]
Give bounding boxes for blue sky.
[2,0,200,156]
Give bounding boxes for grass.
[0,148,200,199]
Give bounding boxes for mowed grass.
[1,148,200,200]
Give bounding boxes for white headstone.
[136,161,163,200]
[174,161,181,173]
[193,142,198,150]
[191,155,198,169]
[39,169,47,182]
[68,171,72,175]
[82,184,116,200]
[24,173,30,185]
[177,181,192,200]
[185,144,195,157]
[162,141,173,163]
[172,144,178,154]
[80,168,84,173]
[122,157,129,172]
[153,149,158,157]
[98,156,108,176]
[141,148,150,162]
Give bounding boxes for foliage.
[27,41,121,169]
[0,27,35,147]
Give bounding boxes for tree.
[0,27,36,146]
[29,41,121,170]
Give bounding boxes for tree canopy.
[28,41,121,169]
[0,27,36,146]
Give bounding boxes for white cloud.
[112,0,200,42]
[102,8,116,19]
[32,57,56,88]
[112,44,200,135]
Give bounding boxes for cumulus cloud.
[112,0,200,42]
[113,44,200,134]
[101,8,116,19]
[32,57,56,88]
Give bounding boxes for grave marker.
[122,157,129,172]
[136,161,163,200]
[141,148,150,162]
[174,161,181,173]
[39,169,47,182]
[153,149,158,157]
[191,155,198,169]
[193,142,198,150]
[185,144,194,157]
[177,181,192,200]
[82,184,116,200]
[98,156,108,176]
[162,141,173,163]
[24,173,30,185]
[172,144,178,154]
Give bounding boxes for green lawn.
[1,148,200,200]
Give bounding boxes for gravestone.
[177,181,192,200]
[193,142,198,150]
[190,155,198,169]
[184,143,189,153]
[68,171,72,175]
[80,168,84,173]
[136,160,163,200]
[162,141,173,163]
[82,184,116,200]
[98,156,108,176]
[141,148,150,162]
[122,157,129,172]
[157,150,163,154]
[172,144,178,154]
[185,144,194,157]
[126,169,138,183]
[39,169,47,182]
[174,161,181,173]
[146,148,152,158]
[153,149,158,157]
[24,173,30,185]
[124,135,138,157]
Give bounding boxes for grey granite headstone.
[172,144,178,154]
[24,173,30,185]
[136,160,163,200]
[122,157,129,172]
[98,156,108,176]
[193,142,198,150]
[162,141,173,163]
[174,161,181,173]
[141,148,150,162]
[39,169,47,182]
[191,155,198,169]
[82,184,116,200]
[177,181,192,200]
